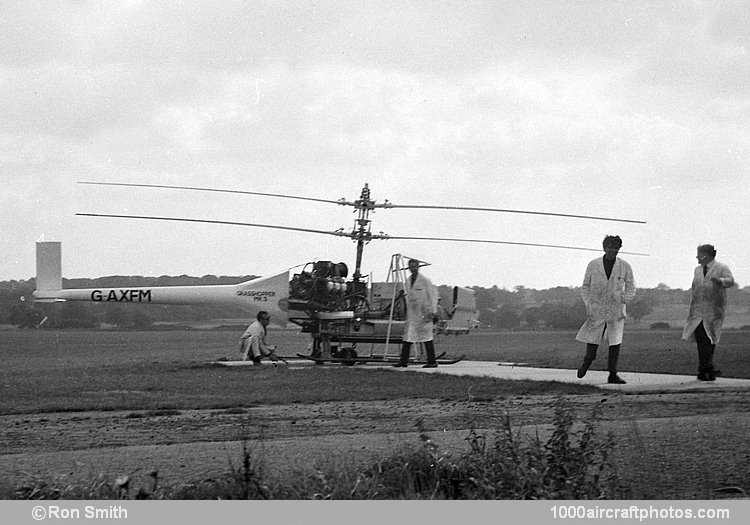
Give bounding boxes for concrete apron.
[216,358,750,393]
[391,360,750,393]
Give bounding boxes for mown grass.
[1,328,749,414]
[435,328,750,377]
[4,398,616,500]
[0,357,597,415]
[0,329,588,415]
[1,328,748,500]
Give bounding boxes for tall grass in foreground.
[5,398,615,500]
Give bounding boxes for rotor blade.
[76,213,353,238]
[78,181,347,206]
[378,203,646,224]
[373,234,649,256]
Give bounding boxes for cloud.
[1,1,749,290]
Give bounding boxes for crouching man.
[239,311,276,365]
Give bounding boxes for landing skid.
[296,351,464,366]
[295,350,446,363]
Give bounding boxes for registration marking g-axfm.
[91,289,152,302]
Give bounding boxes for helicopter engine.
[288,261,349,312]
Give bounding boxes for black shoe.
[696,372,709,381]
[577,363,590,379]
[392,363,407,368]
[707,369,722,380]
[422,363,438,368]
[607,373,626,384]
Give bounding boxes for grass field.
[1,328,749,500]
[0,328,745,409]
[0,329,604,415]
[1,328,749,414]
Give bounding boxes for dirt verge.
[1,391,749,499]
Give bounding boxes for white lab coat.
[404,273,438,343]
[575,257,636,346]
[239,320,274,360]
[682,260,734,344]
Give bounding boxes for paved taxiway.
[405,360,750,393]
[217,359,750,393]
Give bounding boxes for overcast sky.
[2,1,749,291]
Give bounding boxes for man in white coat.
[239,311,277,365]
[576,235,636,384]
[393,259,440,368]
[682,244,735,381]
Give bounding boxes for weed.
[6,398,616,500]
[344,396,616,499]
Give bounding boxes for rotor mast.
[351,184,375,282]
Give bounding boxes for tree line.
[1,276,748,330]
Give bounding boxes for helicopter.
[32,182,647,365]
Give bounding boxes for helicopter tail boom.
[31,242,290,319]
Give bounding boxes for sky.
[2,0,749,291]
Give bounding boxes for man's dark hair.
[602,235,623,249]
[256,311,269,321]
[697,244,717,258]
